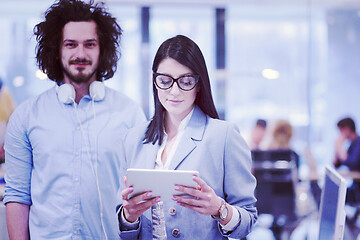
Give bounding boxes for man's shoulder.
[7,87,56,127]
[103,86,146,124]
[353,136,360,146]
[124,121,150,144]
[14,87,56,112]
[105,86,133,100]
[128,122,149,134]
[104,86,141,107]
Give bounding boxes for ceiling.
[0,0,359,18]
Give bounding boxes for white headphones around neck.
[57,81,105,104]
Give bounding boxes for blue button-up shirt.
[4,85,145,239]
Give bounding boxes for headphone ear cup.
[89,81,105,101]
[57,84,76,104]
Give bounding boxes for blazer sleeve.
[222,122,258,238]
[117,130,142,239]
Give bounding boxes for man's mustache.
[69,59,92,65]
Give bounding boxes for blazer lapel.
[168,106,207,170]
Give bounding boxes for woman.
[118,35,257,239]
[268,119,293,150]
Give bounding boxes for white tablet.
[126,168,199,201]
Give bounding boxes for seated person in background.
[333,117,360,204]
[267,119,299,168]
[266,119,322,207]
[333,117,360,171]
[248,119,267,150]
[268,119,293,150]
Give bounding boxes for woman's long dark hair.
[144,35,219,145]
[33,0,122,84]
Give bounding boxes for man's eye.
[65,43,76,48]
[85,43,96,48]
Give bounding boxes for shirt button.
[172,228,180,238]
[74,177,79,182]
[76,126,81,131]
[74,204,79,209]
[73,230,78,234]
[75,152,79,156]
[168,207,176,216]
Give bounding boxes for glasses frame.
[153,72,200,91]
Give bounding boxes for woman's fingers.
[122,190,160,222]
[174,176,211,200]
[173,175,222,215]
[124,176,127,187]
[192,175,210,192]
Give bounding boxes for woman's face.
[155,58,198,121]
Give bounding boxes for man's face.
[339,126,351,139]
[60,21,100,84]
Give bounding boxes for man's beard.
[62,59,97,84]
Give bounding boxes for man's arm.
[6,202,30,240]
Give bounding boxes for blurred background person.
[248,119,267,150]
[268,119,294,150]
[265,119,300,169]
[333,117,360,171]
[0,77,15,163]
[333,117,360,204]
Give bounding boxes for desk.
[300,170,360,182]
[338,170,360,180]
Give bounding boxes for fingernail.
[156,197,161,202]
[193,176,197,180]
[172,196,178,201]
[129,187,134,193]
[174,186,180,191]
[147,192,152,197]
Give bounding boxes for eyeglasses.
[153,72,199,91]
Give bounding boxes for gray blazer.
[118,106,257,240]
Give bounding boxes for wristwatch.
[211,198,228,222]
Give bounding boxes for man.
[333,117,360,171]
[333,117,360,204]
[4,0,145,239]
[249,119,267,150]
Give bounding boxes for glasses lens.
[155,75,173,89]
[178,76,197,90]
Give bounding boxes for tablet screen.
[126,169,199,201]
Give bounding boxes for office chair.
[251,149,299,240]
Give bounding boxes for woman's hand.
[172,175,222,216]
[121,176,160,223]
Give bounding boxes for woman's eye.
[159,78,172,85]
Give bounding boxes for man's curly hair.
[34,0,122,83]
